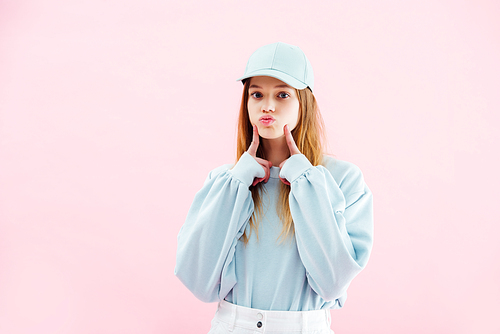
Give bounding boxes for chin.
[259,129,284,140]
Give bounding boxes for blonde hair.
[236,79,326,244]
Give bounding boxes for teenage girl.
[175,42,374,334]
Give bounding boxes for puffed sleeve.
[174,152,265,302]
[279,154,374,303]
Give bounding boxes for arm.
[280,154,374,302]
[174,152,265,302]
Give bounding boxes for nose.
[262,103,275,113]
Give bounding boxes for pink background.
[1,1,499,333]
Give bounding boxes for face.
[247,76,300,140]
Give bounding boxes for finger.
[284,124,300,155]
[252,177,264,186]
[279,159,286,169]
[265,161,272,183]
[252,167,269,185]
[279,175,291,186]
[254,158,271,184]
[265,163,271,183]
[259,161,270,184]
[278,158,290,185]
[247,125,260,157]
[259,159,271,183]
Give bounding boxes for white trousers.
[208,300,335,334]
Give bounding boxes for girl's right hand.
[247,125,272,186]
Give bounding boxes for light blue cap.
[237,42,314,92]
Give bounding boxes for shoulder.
[321,155,367,195]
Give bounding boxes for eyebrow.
[249,84,292,89]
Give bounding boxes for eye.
[250,92,263,99]
[277,92,290,99]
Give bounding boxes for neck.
[261,136,290,167]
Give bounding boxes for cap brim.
[236,69,308,90]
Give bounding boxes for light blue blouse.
[175,152,374,311]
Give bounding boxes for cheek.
[246,103,258,124]
[249,100,263,114]
[288,103,300,124]
[247,100,256,114]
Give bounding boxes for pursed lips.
[259,116,275,121]
[259,116,276,126]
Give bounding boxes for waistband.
[214,300,332,332]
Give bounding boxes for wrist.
[279,154,313,184]
[229,152,265,186]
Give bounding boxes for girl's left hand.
[278,124,301,185]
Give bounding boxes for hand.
[247,125,272,186]
[278,124,301,185]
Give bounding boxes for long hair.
[236,79,326,244]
